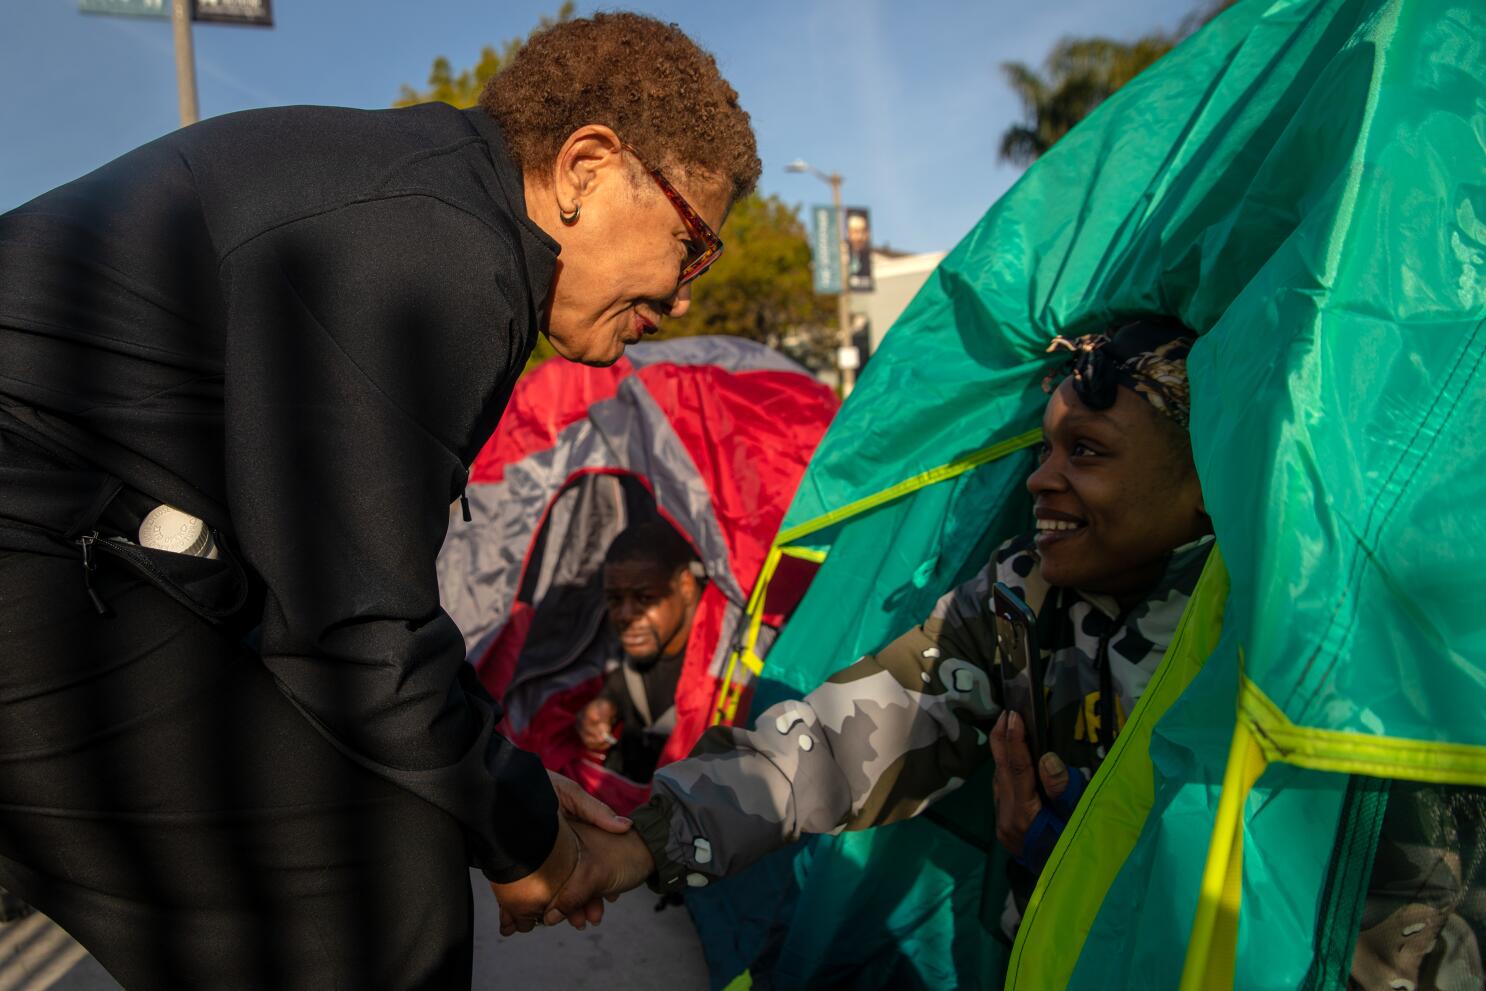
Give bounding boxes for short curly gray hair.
[480,12,761,203]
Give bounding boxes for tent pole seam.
[711,545,785,725]
[1242,676,1486,784]
[775,427,1043,547]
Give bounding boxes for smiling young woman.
[1029,378,1208,605]
[0,11,755,990]
[1028,321,1209,605]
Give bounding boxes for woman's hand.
[990,711,1068,856]
[566,821,657,904]
[489,815,583,934]
[991,711,1087,874]
[491,772,635,934]
[492,819,656,935]
[546,770,631,834]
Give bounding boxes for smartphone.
[992,581,1049,771]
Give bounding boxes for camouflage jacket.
[631,531,1215,892]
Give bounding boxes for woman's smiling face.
[1027,378,1209,606]
[526,127,731,367]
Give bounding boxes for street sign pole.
[171,0,199,126]
[792,159,862,396]
[82,0,273,127]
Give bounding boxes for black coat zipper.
[78,532,108,615]
[74,528,249,622]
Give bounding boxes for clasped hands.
[489,771,656,936]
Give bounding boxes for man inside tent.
[576,522,704,784]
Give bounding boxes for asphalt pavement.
[1,871,711,990]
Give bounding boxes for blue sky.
[4,0,1200,253]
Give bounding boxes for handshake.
[489,772,658,936]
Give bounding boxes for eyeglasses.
[626,145,723,287]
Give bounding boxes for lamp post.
[785,159,856,397]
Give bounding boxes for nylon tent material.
[695,0,1485,987]
[437,337,836,812]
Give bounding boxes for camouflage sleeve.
[631,564,1004,892]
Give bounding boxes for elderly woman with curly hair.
[0,12,756,988]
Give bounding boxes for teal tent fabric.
[1074,0,1486,986]
[689,0,1486,986]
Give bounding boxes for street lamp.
[785,159,857,397]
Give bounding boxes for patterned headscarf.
[1042,317,1196,428]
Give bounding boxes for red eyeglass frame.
[626,146,724,287]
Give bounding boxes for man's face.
[1027,379,1209,605]
[603,559,698,663]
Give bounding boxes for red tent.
[438,337,838,811]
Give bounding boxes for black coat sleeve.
[218,195,556,882]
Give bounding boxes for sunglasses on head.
[625,145,724,287]
[1044,334,1119,409]
[1067,344,1122,410]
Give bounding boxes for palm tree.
[998,1,1238,166]
[998,36,1174,166]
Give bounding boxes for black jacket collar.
[462,107,560,313]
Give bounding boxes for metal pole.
[832,173,855,397]
[172,0,199,127]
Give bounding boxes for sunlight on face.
[602,559,698,662]
[544,166,730,367]
[1027,379,1209,605]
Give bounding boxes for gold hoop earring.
[559,202,581,225]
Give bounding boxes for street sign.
[810,205,842,295]
[79,0,273,23]
[192,0,272,25]
[79,0,167,17]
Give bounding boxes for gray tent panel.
[624,336,809,376]
[587,378,743,603]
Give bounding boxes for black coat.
[0,103,560,882]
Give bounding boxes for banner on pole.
[192,0,272,25]
[845,207,873,292]
[810,205,843,295]
[80,0,273,23]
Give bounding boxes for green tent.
[700,0,1486,986]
